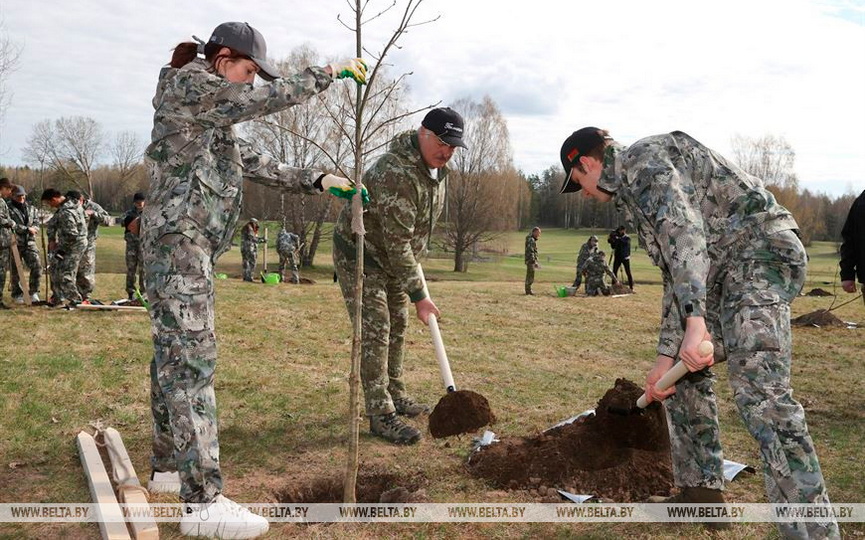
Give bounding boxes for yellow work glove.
[327,58,369,84]
[316,174,369,205]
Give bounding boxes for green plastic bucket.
[215,273,228,280]
[263,272,281,284]
[555,285,567,297]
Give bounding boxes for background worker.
[240,218,266,282]
[277,227,301,283]
[572,234,598,289]
[333,107,466,445]
[611,225,634,291]
[0,178,16,309]
[76,192,112,301]
[141,20,367,539]
[41,188,87,307]
[559,127,838,538]
[580,249,618,296]
[121,192,146,300]
[7,185,42,303]
[524,226,541,295]
[839,189,864,304]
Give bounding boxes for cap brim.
[440,135,468,149]
[253,57,280,81]
[559,168,582,194]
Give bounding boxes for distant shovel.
[608,341,714,416]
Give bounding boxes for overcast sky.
[1,0,863,196]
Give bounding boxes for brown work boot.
[369,413,421,445]
[647,487,731,531]
[393,396,430,417]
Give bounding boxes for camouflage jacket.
[604,131,797,357]
[575,240,597,269]
[524,234,538,265]
[0,197,23,247]
[7,200,40,246]
[580,252,616,281]
[142,58,332,261]
[121,206,142,242]
[51,198,88,251]
[240,225,264,253]
[277,229,299,257]
[84,199,112,243]
[333,130,447,302]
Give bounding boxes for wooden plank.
[9,242,32,306]
[103,428,159,540]
[76,431,131,540]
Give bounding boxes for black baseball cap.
[559,127,607,193]
[208,22,280,81]
[422,107,468,149]
[133,192,146,202]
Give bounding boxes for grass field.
[0,226,862,539]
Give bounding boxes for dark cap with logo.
[208,22,280,82]
[559,127,607,193]
[422,107,468,149]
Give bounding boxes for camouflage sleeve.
[57,209,81,247]
[237,137,320,194]
[657,273,683,358]
[0,203,14,231]
[173,66,332,129]
[625,142,709,318]
[46,212,58,242]
[369,164,426,302]
[91,201,112,225]
[604,261,617,281]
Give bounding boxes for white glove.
[327,58,369,84]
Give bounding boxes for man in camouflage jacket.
[240,218,266,281]
[41,189,87,305]
[333,107,467,445]
[0,178,17,308]
[76,193,112,300]
[579,249,618,296]
[7,185,42,302]
[560,128,838,538]
[121,192,146,299]
[524,227,540,295]
[277,228,300,283]
[572,234,598,289]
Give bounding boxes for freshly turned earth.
[428,390,496,438]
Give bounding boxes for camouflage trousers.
[278,253,299,283]
[572,268,584,288]
[9,242,42,297]
[241,247,257,281]
[333,247,409,417]
[664,229,838,539]
[75,241,97,299]
[55,241,86,303]
[143,232,221,504]
[525,264,535,294]
[125,238,144,296]
[0,246,8,302]
[585,274,611,296]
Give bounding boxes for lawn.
[0,227,861,539]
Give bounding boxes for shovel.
[608,341,713,415]
[259,227,269,283]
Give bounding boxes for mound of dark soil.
[610,283,633,295]
[275,466,427,503]
[467,379,673,501]
[792,309,847,327]
[805,288,834,297]
[429,390,496,438]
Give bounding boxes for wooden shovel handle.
[635,341,713,408]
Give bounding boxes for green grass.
[0,227,861,539]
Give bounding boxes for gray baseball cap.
[208,22,280,81]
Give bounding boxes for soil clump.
[805,288,834,297]
[792,309,847,327]
[428,389,496,438]
[467,379,673,501]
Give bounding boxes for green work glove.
[317,174,370,205]
[327,58,369,84]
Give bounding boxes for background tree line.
[0,44,859,268]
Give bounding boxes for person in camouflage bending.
[140,21,367,539]
[277,227,300,283]
[572,234,598,289]
[333,107,467,445]
[40,189,88,307]
[579,249,618,296]
[240,218,266,282]
[559,127,838,538]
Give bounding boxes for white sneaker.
[12,296,24,305]
[30,293,40,303]
[179,495,269,539]
[148,470,181,495]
